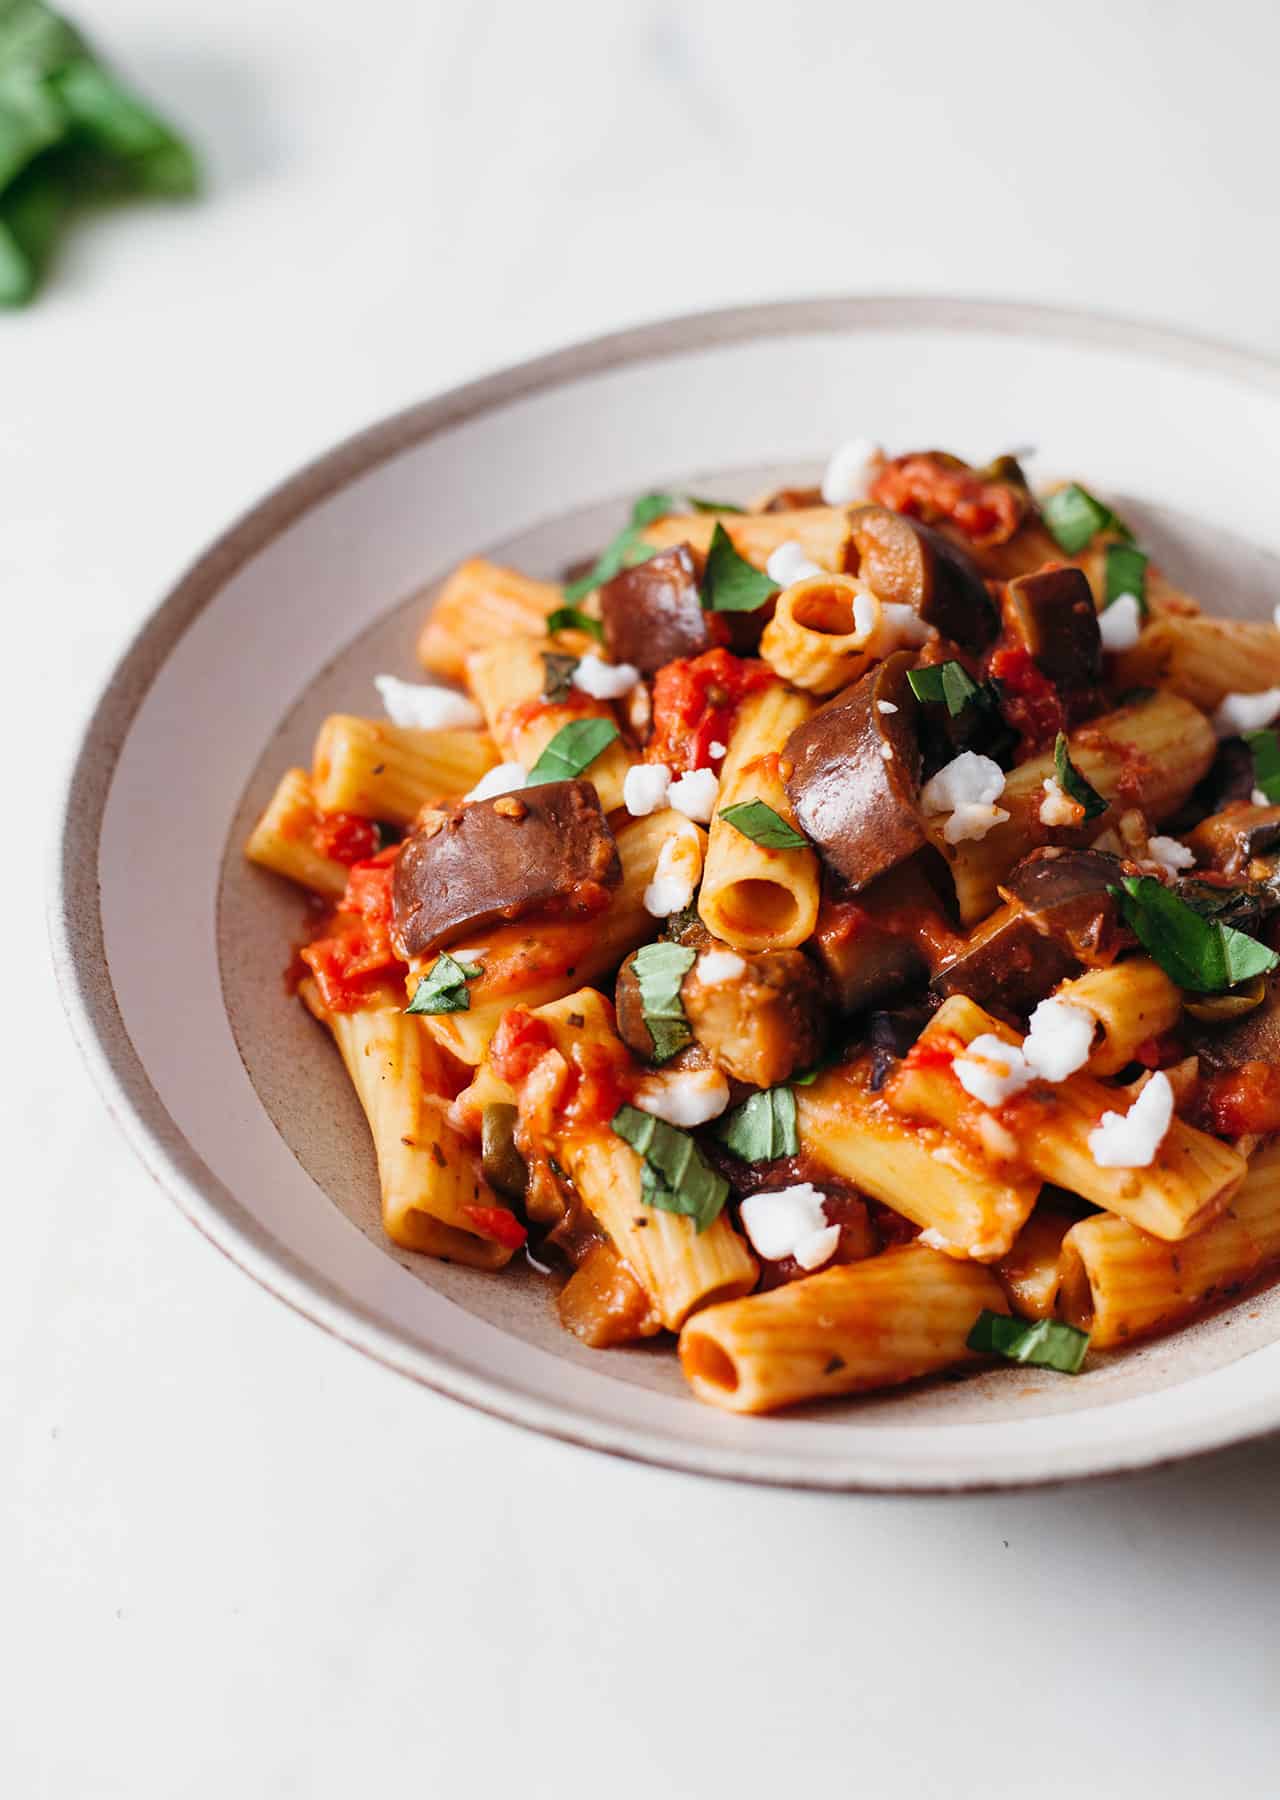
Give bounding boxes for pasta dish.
[246,444,1280,1414]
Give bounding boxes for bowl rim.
[48,294,1280,1493]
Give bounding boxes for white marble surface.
[8,2,1280,1793]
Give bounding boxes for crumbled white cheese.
[708,740,727,759]
[1088,1070,1175,1168]
[1146,834,1195,878]
[464,761,528,802]
[623,761,672,817]
[375,674,484,730]
[852,588,878,642]
[868,601,932,658]
[571,651,640,700]
[669,767,719,823]
[1098,594,1143,653]
[920,752,1009,843]
[766,541,824,585]
[1254,787,1271,808]
[633,1066,730,1128]
[876,699,899,715]
[953,1034,1034,1107]
[1213,688,1280,738]
[696,948,747,985]
[880,743,894,761]
[1039,776,1083,828]
[740,1184,839,1271]
[820,438,880,506]
[643,827,702,917]
[1023,997,1095,1082]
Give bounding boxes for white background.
[8,2,1280,1793]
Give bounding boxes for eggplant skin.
[598,545,714,675]
[1185,975,1280,1072]
[849,506,999,650]
[392,779,621,959]
[1004,566,1102,689]
[784,652,924,891]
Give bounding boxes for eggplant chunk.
[1184,974,1280,1072]
[1004,566,1102,690]
[849,505,999,650]
[783,652,924,890]
[682,946,828,1088]
[1185,802,1280,878]
[598,545,713,674]
[811,862,952,1014]
[393,779,621,958]
[932,848,1128,1019]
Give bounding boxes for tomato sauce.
[312,811,381,865]
[1200,1061,1280,1138]
[648,648,775,773]
[299,846,405,1012]
[870,453,1025,548]
[986,643,1065,755]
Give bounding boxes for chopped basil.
[610,1104,730,1233]
[405,951,484,1015]
[631,941,697,1063]
[635,490,745,522]
[701,522,781,614]
[526,717,619,785]
[1041,483,1132,555]
[1114,874,1280,993]
[1105,542,1148,612]
[716,1086,799,1162]
[1053,732,1108,822]
[966,1309,1089,1374]
[561,491,741,604]
[541,652,579,703]
[1245,729,1280,804]
[546,604,604,642]
[908,660,982,718]
[718,799,809,849]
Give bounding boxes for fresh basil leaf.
[1114,875,1280,993]
[718,799,809,850]
[562,536,657,604]
[688,494,745,514]
[1245,729,1280,804]
[966,1309,1089,1374]
[526,717,619,785]
[405,951,484,1015]
[908,660,983,718]
[1041,483,1133,555]
[541,651,579,703]
[1105,541,1148,613]
[50,56,197,195]
[1054,732,1108,822]
[701,522,781,614]
[632,941,697,1063]
[717,1087,798,1162]
[611,1103,730,1233]
[546,604,604,642]
[0,143,65,302]
[633,490,744,523]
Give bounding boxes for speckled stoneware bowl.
[51,298,1280,1490]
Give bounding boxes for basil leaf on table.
[611,1104,730,1233]
[406,951,484,1016]
[526,717,619,785]
[700,522,781,614]
[717,1087,799,1162]
[632,941,697,1063]
[718,799,808,850]
[966,1309,1089,1374]
[1114,875,1280,993]
[1053,732,1108,822]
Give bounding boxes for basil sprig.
[717,1086,799,1162]
[967,1309,1089,1374]
[526,717,619,785]
[632,941,697,1063]
[1114,875,1279,993]
[406,951,484,1015]
[611,1104,729,1233]
[541,652,579,703]
[1245,729,1280,804]
[719,800,808,849]
[908,660,982,718]
[1054,733,1108,822]
[546,604,604,642]
[1041,484,1133,555]
[701,522,781,614]
[1105,542,1148,612]
[562,491,742,604]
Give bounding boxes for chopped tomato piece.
[899,1031,964,1073]
[299,844,404,1011]
[986,643,1065,756]
[648,647,775,773]
[313,812,381,865]
[491,1008,555,1086]
[1201,1061,1280,1139]
[870,452,1026,548]
[464,1204,528,1250]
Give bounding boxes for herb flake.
[1114,875,1280,994]
[718,799,809,850]
[701,522,781,614]
[541,652,579,703]
[966,1309,1089,1374]
[1054,732,1108,822]
[405,951,484,1015]
[1105,542,1148,612]
[526,717,619,786]
[717,1087,799,1162]
[546,604,604,642]
[631,941,697,1063]
[908,660,982,718]
[561,491,742,604]
[1041,483,1132,555]
[1245,729,1280,805]
[610,1104,730,1233]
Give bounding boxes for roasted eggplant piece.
[811,862,950,1014]
[1185,803,1280,878]
[1184,974,1280,1072]
[393,779,621,958]
[848,505,999,651]
[598,545,714,674]
[783,652,924,890]
[1003,566,1102,691]
[932,848,1129,1019]
[481,1103,528,1201]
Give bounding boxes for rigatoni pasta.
[245,442,1280,1413]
